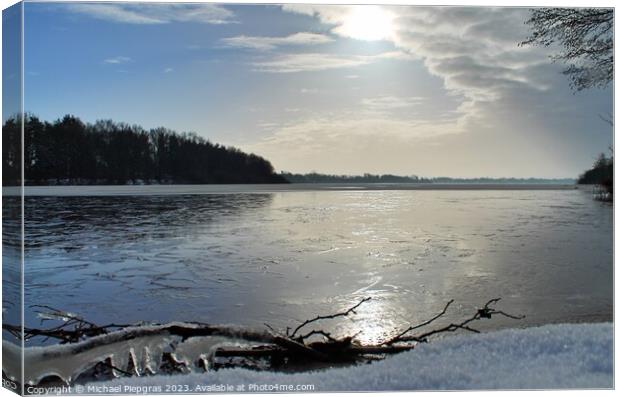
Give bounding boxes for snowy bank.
[81,322,612,392]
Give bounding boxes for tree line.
[280,172,574,184]
[2,114,288,186]
[280,172,430,184]
[577,152,613,192]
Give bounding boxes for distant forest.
[2,115,287,185]
[280,172,429,184]
[429,177,575,184]
[280,172,574,184]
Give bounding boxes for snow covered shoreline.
[74,322,612,393]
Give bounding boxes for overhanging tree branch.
[521,8,613,91]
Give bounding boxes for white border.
[0,2,616,397]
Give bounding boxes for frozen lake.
[3,185,613,345]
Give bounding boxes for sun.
[339,6,395,41]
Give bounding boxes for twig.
[383,299,454,345]
[387,298,524,344]
[289,297,371,339]
[32,305,99,329]
[298,329,337,342]
[26,305,133,343]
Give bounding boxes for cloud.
[64,3,235,25]
[252,51,412,73]
[283,6,541,95]
[67,4,165,24]
[104,56,132,64]
[361,96,425,111]
[255,5,611,176]
[244,83,611,177]
[280,6,570,128]
[282,5,397,41]
[221,32,334,51]
[281,5,351,27]
[243,111,464,174]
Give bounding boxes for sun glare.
[340,6,395,41]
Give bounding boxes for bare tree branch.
[383,299,454,345]
[521,8,613,91]
[289,297,372,339]
[4,297,523,382]
[598,112,614,126]
[384,298,525,344]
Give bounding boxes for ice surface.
[81,323,612,391]
[18,189,613,345]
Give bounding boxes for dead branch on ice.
[3,298,523,385]
[383,298,525,345]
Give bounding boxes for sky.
[11,1,614,178]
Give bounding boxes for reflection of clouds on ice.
[77,323,612,391]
